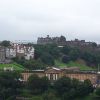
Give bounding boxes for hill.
[55,60,95,70]
[0,63,25,71]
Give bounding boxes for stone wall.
[21,71,98,85]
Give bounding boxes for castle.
[37,35,66,45]
[37,35,96,47]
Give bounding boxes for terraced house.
[6,43,35,60]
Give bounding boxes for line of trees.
[17,74,97,100]
[54,77,94,100]
[1,71,100,100]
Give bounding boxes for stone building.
[0,43,35,63]
[66,39,94,47]
[37,35,66,45]
[0,46,6,63]
[21,67,100,85]
[15,44,34,60]
[6,43,35,60]
[37,35,95,47]
[6,48,16,58]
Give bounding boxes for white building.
[6,48,16,58]
[24,47,35,60]
[6,43,35,60]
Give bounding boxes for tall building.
[6,43,35,60]
[0,46,6,63]
[16,44,35,60]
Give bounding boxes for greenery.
[62,55,70,63]
[0,40,100,99]
[40,52,55,66]
[0,63,25,71]
[54,77,94,100]
[0,71,99,100]
[12,44,98,70]
[55,60,94,70]
[32,44,100,70]
[27,74,50,94]
[13,57,46,70]
[25,75,95,100]
[0,40,99,70]
[0,72,22,100]
[0,40,11,47]
[95,88,100,96]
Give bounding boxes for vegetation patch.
[0,63,25,71]
[55,60,95,70]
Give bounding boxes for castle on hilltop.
[37,35,96,47]
[37,35,66,45]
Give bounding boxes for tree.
[62,88,76,100]
[92,42,97,48]
[61,46,70,55]
[95,88,100,96]
[1,40,11,47]
[27,74,50,94]
[24,59,45,70]
[43,90,58,100]
[54,77,94,99]
[54,76,71,95]
[84,79,94,94]
[62,55,70,63]
[69,48,80,61]
[71,78,80,89]
[60,36,66,42]
[40,53,55,66]
[81,51,96,66]
[0,72,22,99]
[76,79,94,97]
[49,47,60,59]
[40,76,50,92]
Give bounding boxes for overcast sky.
[0,0,100,43]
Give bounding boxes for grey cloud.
[0,0,100,43]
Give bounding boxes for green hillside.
[55,60,95,70]
[0,63,25,71]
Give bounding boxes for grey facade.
[37,35,95,47]
[0,47,6,63]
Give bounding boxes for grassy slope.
[55,60,95,70]
[0,63,25,71]
[0,59,95,71]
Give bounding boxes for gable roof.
[45,67,61,74]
